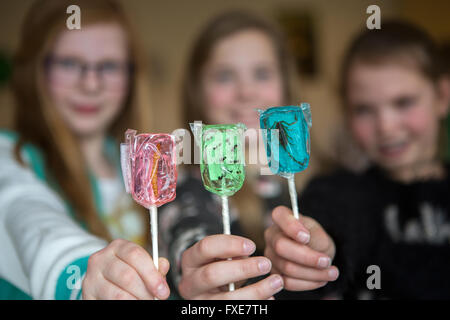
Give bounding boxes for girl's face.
[201,29,284,129]
[347,62,449,174]
[46,23,129,138]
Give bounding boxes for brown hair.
[181,10,297,249]
[340,20,444,105]
[12,0,152,240]
[182,10,295,127]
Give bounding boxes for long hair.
[181,10,298,250]
[12,0,152,240]
[182,10,296,127]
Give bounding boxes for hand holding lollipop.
[259,104,312,219]
[260,106,339,291]
[190,122,246,291]
[121,129,177,272]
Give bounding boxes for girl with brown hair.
[264,20,450,299]
[0,0,170,299]
[158,10,305,299]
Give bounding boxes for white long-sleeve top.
[0,134,107,299]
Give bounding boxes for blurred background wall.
[0,0,449,169]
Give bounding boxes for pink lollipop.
[121,129,177,271]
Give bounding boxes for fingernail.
[318,257,331,268]
[297,231,310,244]
[157,283,168,297]
[328,268,339,280]
[270,275,283,290]
[258,259,271,273]
[243,240,255,255]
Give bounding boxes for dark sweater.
[161,165,450,299]
[278,165,450,299]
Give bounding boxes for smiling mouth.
[232,110,259,124]
[72,104,100,115]
[378,141,410,158]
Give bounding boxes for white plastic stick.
[288,175,300,220]
[149,205,159,270]
[221,195,235,292]
[149,205,159,300]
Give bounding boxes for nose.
[237,78,257,102]
[376,108,398,138]
[80,68,102,93]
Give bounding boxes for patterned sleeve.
[0,135,107,300]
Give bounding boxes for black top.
[279,165,450,299]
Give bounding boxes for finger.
[283,276,328,292]
[103,258,153,300]
[265,250,339,282]
[81,282,96,300]
[158,257,170,277]
[180,256,272,297]
[300,216,335,255]
[216,274,284,300]
[83,250,114,300]
[182,234,256,269]
[272,206,310,244]
[235,279,247,289]
[113,241,170,299]
[270,265,282,275]
[82,292,96,300]
[270,265,328,291]
[269,232,332,269]
[96,276,138,300]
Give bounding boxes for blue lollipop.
[259,104,312,219]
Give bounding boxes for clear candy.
[121,129,177,208]
[190,123,246,197]
[259,104,312,177]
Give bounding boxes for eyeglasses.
[45,55,132,89]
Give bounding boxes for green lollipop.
[190,122,246,291]
[200,124,245,195]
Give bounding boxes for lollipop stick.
[149,205,159,270]
[149,205,159,300]
[287,175,300,220]
[221,195,235,292]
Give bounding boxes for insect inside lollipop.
[259,104,312,176]
[190,123,246,197]
[122,129,177,208]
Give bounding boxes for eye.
[351,103,374,116]
[393,95,417,110]
[99,61,123,73]
[213,69,234,83]
[56,57,80,70]
[254,67,272,81]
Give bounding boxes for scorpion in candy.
[263,114,307,167]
